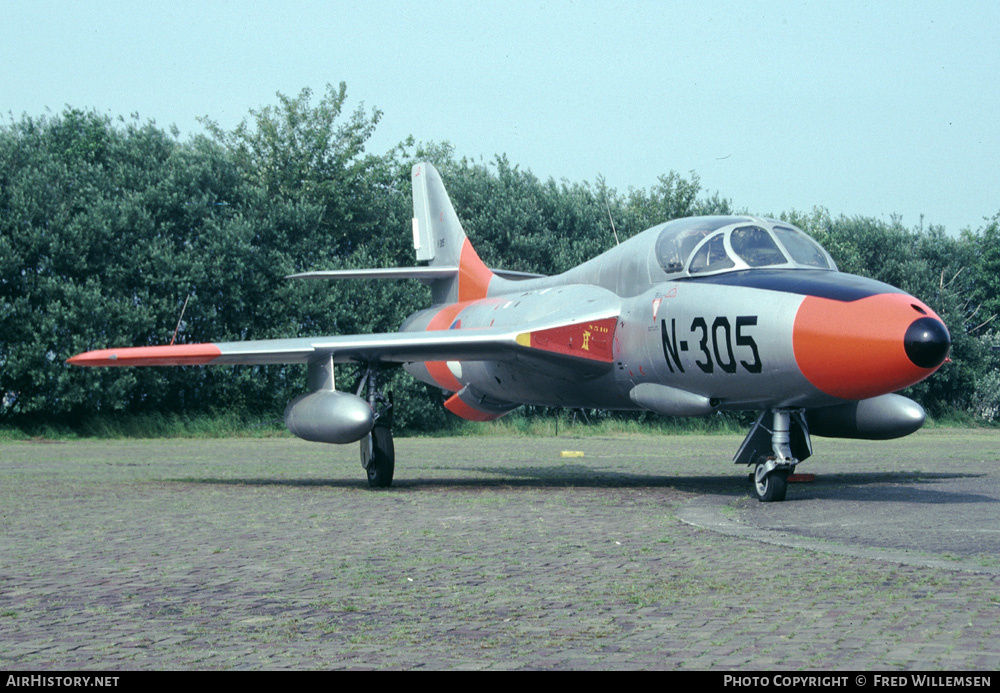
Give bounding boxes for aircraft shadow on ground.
[172,468,993,503]
[172,469,740,493]
[773,471,996,505]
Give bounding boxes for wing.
[67,328,522,367]
[66,313,618,369]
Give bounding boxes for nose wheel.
[754,462,790,502]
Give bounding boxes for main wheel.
[753,463,789,502]
[361,424,395,488]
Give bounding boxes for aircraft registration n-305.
[69,163,951,501]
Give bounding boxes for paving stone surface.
[1,430,997,670]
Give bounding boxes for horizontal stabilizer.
[287,267,459,281]
[491,269,547,281]
[286,267,546,281]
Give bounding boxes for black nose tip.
[904,317,951,369]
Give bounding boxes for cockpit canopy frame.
[653,216,837,279]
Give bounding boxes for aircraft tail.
[411,162,494,304]
[286,162,542,303]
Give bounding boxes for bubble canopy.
[653,216,836,278]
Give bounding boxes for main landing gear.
[735,409,812,503]
[356,366,395,488]
[362,424,394,488]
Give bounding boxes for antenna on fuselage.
[170,294,191,345]
[604,199,620,247]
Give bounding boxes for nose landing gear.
[735,409,811,502]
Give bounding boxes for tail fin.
[411,163,494,304]
[288,162,542,305]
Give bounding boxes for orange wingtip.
[67,343,222,367]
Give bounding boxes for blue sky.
[3,0,997,233]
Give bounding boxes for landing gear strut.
[735,409,811,502]
[356,366,395,488]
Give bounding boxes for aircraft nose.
[904,317,951,369]
[793,293,950,400]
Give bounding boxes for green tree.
[0,107,329,420]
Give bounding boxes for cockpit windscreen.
[654,217,835,277]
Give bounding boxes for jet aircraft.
[69,163,952,501]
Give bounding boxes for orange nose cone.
[793,293,950,400]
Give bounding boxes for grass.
[0,410,742,442]
[1,405,997,443]
[0,410,288,441]
[446,411,749,437]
